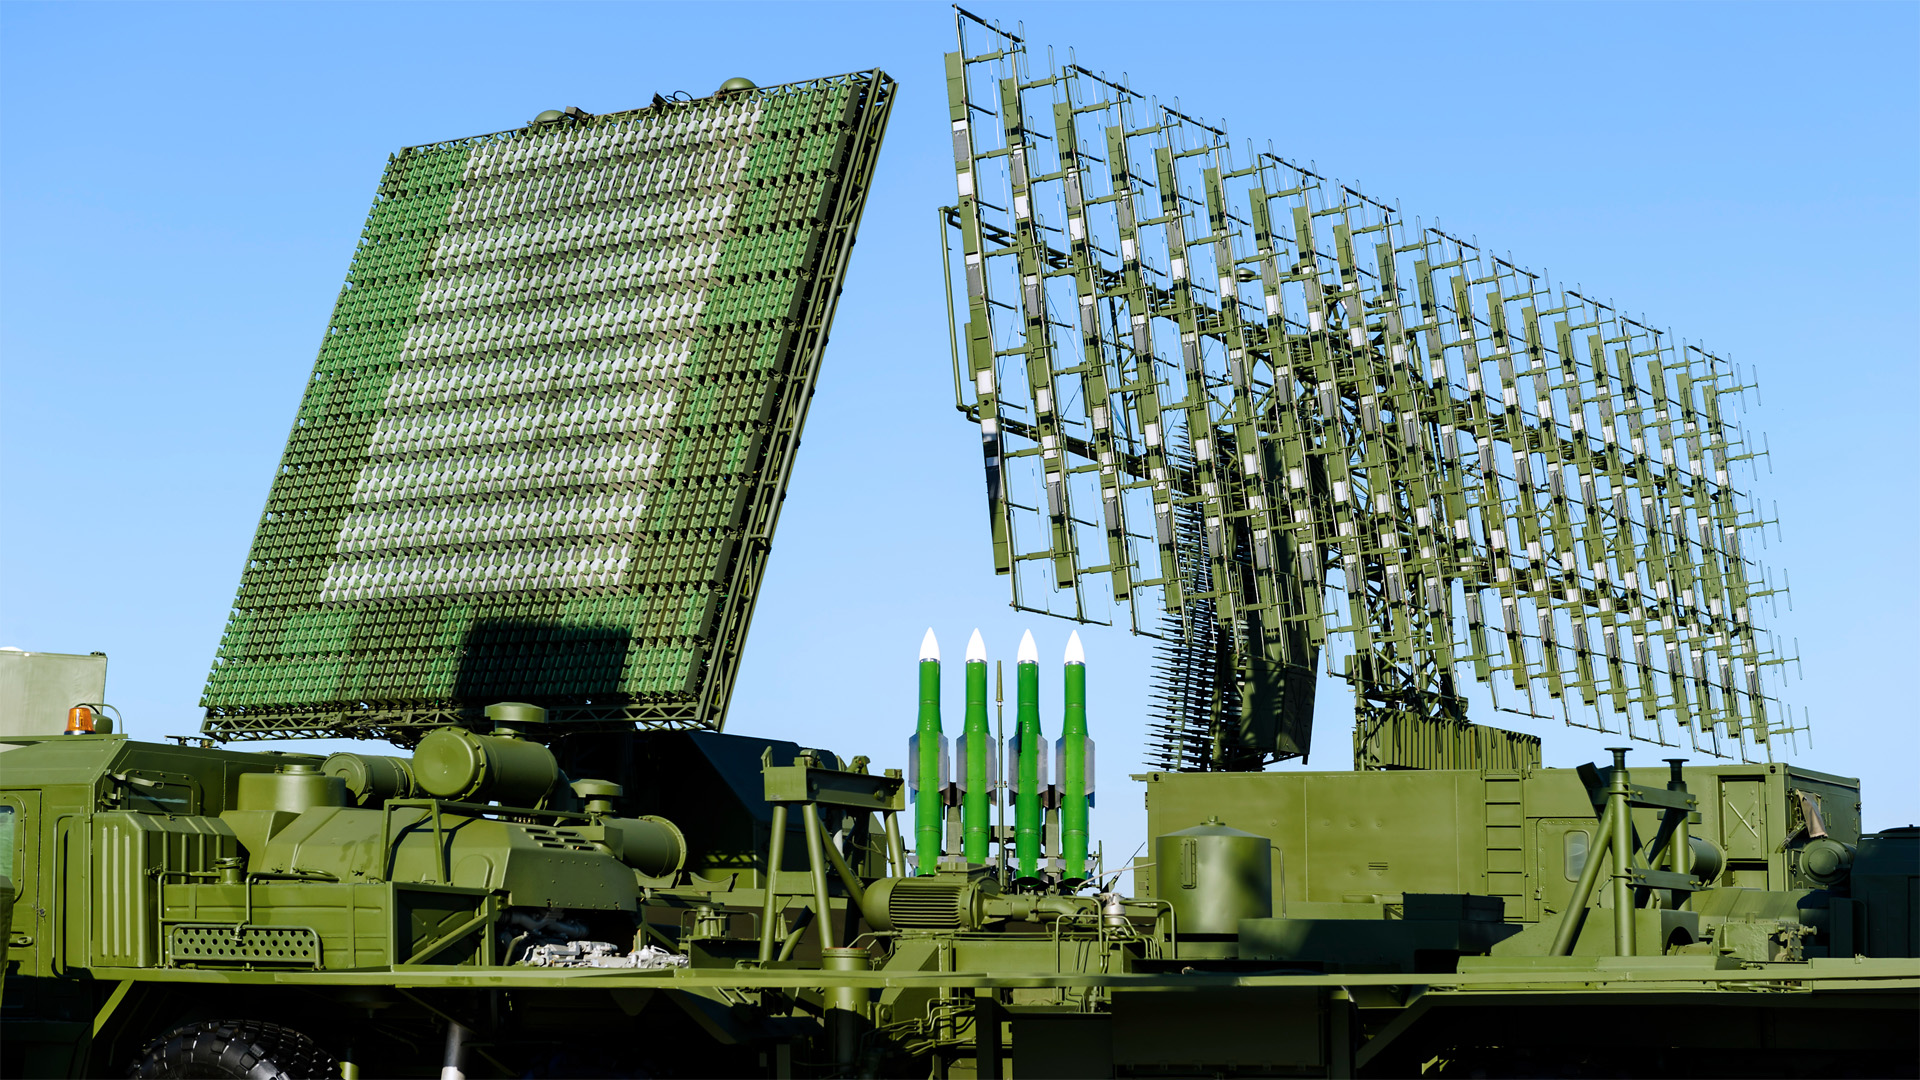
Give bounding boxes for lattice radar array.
[942,18,1799,763]
[203,72,895,742]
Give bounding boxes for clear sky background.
[3,2,1914,862]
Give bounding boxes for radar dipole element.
[941,12,1798,770]
[202,72,895,743]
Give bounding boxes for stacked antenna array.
[203,72,895,742]
[942,14,1798,767]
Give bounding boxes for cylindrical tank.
[602,815,687,879]
[1154,817,1272,935]
[412,727,559,806]
[821,947,872,1068]
[235,763,347,814]
[1684,835,1725,883]
[1799,838,1852,886]
[321,752,417,807]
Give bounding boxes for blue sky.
[2,2,1914,857]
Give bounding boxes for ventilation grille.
[520,824,598,852]
[168,925,321,967]
[886,880,970,930]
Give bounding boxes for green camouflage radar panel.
[203,72,895,742]
[943,18,1799,766]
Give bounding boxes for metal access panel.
[202,72,895,743]
[1137,763,1857,922]
[0,650,107,737]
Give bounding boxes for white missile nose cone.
[1065,630,1085,665]
[1017,630,1038,664]
[966,629,987,663]
[919,628,940,662]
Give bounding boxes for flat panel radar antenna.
[941,12,1799,771]
[202,71,895,743]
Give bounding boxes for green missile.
[1012,629,1044,880]
[908,628,947,876]
[959,629,993,864]
[1058,630,1093,881]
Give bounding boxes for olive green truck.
[2,694,1915,1077]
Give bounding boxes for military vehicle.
[1,13,1915,1079]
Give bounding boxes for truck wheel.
[128,1020,335,1079]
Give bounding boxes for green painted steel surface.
[201,72,894,742]
[1135,760,1871,939]
[320,751,416,805]
[942,19,1799,769]
[912,655,942,875]
[1059,651,1089,880]
[960,653,990,864]
[409,726,559,804]
[1012,652,1042,879]
[233,764,345,814]
[1154,818,1273,937]
[1,726,1914,1076]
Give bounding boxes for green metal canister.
[235,764,347,814]
[602,815,687,879]
[321,752,417,807]
[412,727,559,806]
[1153,818,1272,935]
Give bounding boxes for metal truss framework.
[942,11,1799,769]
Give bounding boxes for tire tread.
[130,1019,334,1080]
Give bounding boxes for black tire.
[128,1019,335,1080]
